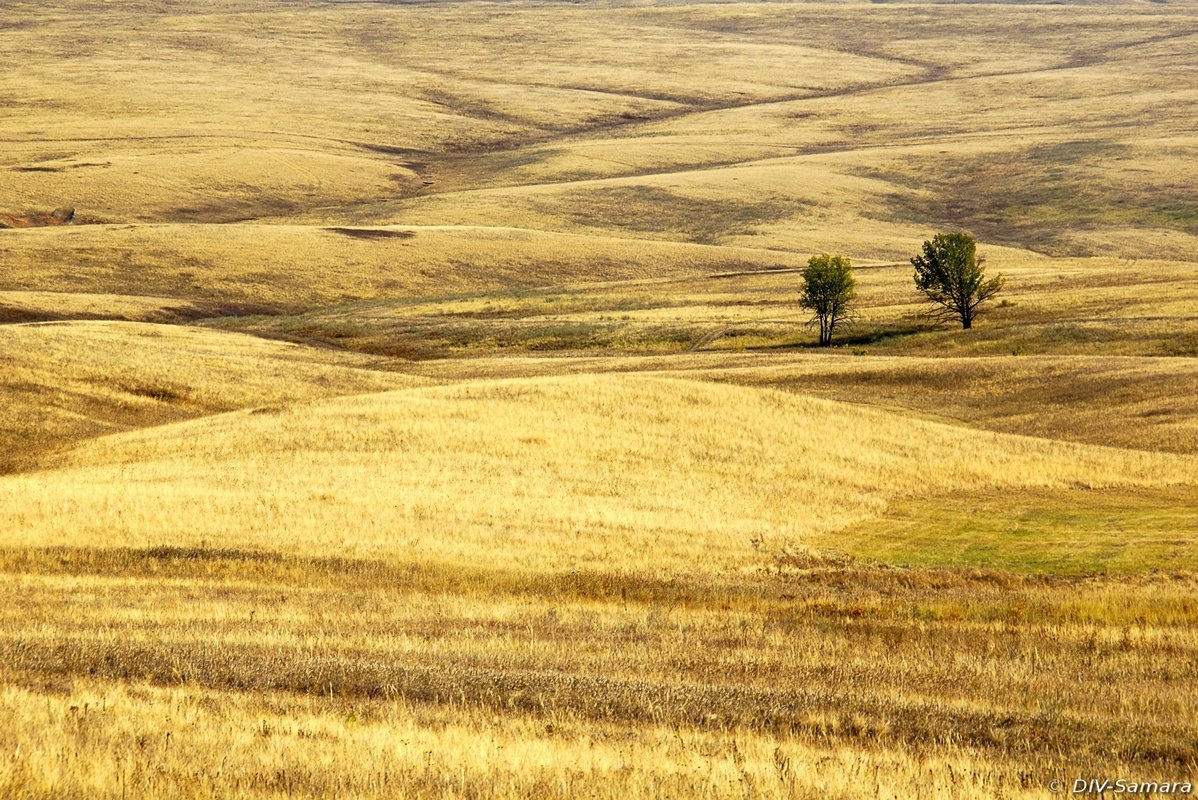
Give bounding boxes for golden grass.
[0,223,803,309]
[1,555,1196,799]
[684,353,1198,454]
[219,252,1198,359]
[0,321,421,471]
[2,374,1194,574]
[5,0,1196,267]
[0,289,210,323]
[0,679,1075,800]
[388,348,1198,461]
[4,0,1198,796]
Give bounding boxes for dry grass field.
[2,0,1197,798]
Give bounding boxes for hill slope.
[0,321,423,472]
[4,374,1193,573]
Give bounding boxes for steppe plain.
[2,0,1198,797]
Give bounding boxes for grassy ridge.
[4,374,1193,574]
[0,224,804,310]
[0,321,420,472]
[205,256,1198,360]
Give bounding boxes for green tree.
[911,232,1004,330]
[800,253,856,347]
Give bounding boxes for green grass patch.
[833,487,1198,575]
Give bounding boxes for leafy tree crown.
[910,232,1003,328]
[800,254,856,316]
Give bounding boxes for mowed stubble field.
[2,0,1198,797]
